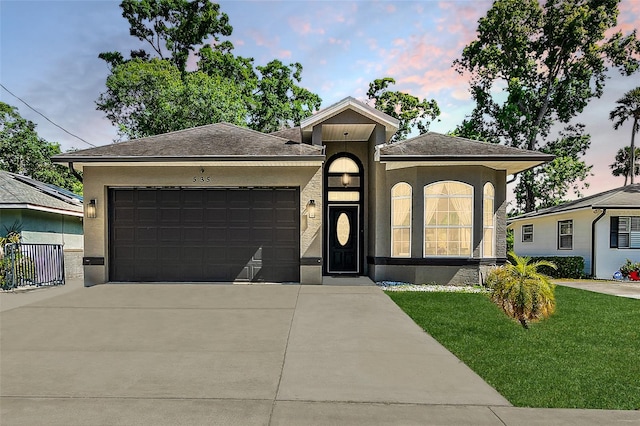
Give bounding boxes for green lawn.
[386,286,640,409]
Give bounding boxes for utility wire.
[0,83,97,147]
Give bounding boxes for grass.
[386,286,640,409]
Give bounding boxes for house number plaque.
[192,176,211,183]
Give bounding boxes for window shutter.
[610,217,619,248]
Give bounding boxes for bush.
[485,252,557,328]
[527,256,584,279]
[619,259,640,280]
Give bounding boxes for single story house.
[508,184,640,279]
[53,97,551,286]
[0,171,84,278]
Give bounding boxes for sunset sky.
[2,0,639,200]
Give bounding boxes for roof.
[0,171,83,216]
[52,123,324,166]
[377,132,554,175]
[510,184,640,221]
[300,97,400,143]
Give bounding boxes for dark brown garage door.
[109,187,299,282]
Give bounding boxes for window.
[483,183,495,257]
[610,216,640,248]
[391,183,412,257]
[558,220,573,250]
[424,181,473,257]
[522,224,533,242]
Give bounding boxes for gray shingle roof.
[379,132,553,160]
[510,184,640,220]
[0,171,83,215]
[53,123,323,163]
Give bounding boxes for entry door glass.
[328,205,359,273]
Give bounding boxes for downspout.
[591,208,607,278]
[68,162,83,183]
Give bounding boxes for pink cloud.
[386,4,396,13]
[393,38,405,47]
[288,17,326,35]
[279,50,292,59]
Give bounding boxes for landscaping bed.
[386,285,640,410]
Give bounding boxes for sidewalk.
[554,279,640,299]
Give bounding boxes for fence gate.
[2,243,65,289]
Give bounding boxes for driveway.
[2,283,638,425]
[554,280,640,299]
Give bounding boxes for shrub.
[528,256,584,279]
[485,252,557,329]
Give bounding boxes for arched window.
[391,182,412,257]
[483,183,495,258]
[424,181,473,257]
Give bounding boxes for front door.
[327,205,359,274]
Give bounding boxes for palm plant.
[610,146,640,185]
[610,87,640,184]
[485,252,557,329]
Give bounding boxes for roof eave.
[53,155,326,163]
[378,155,552,175]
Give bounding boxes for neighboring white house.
[509,184,640,279]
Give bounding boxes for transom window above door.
[326,155,362,202]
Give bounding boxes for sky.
[1,0,640,200]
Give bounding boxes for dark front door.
[327,205,359,274]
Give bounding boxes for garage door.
[109,187,300,282]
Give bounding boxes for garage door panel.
[114,208,135,223]
[109,188,299,282]
[183,208,204,222]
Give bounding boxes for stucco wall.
[368,165,506,285]
[81,164,323,286]
[594,210,640,279]
[511,209,593,274]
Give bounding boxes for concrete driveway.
[2,283,639,425]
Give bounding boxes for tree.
[609,87,640,184]
[96,58,247,140]
[486,252,557,329]
[0,102,81,193]
[454,0,640,212]
[367,77,440,143]
[249,60,322,133]
[610,146,640,185]
[118,0,232,72]
[98,1,322,138]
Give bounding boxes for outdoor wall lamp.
[308,199,316,218]
[87,199,97,219]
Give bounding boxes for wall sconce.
[308,199,316,218]
[87,199,97,219]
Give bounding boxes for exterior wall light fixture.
[87,199,97,219]
[308,199,316,218]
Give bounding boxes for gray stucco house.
[53,97,550,286]
[0,171,84,278]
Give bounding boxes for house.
[0,171,84,278]
[52,97,551,286]
[508,184,640,279]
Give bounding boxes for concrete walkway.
[554,279,640,299]
[1,283,639,425]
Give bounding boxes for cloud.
[288,17,326,35]
[278,50,292,59]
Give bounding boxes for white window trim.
[391,182,412,258]
[423,181,474,258]
[522,224,534,243]
[558,220,573,250]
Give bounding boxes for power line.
[0,83,97,147]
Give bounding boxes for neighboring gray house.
[53,97,550,286]
[509,184,640,279]
[0,171,84,278]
